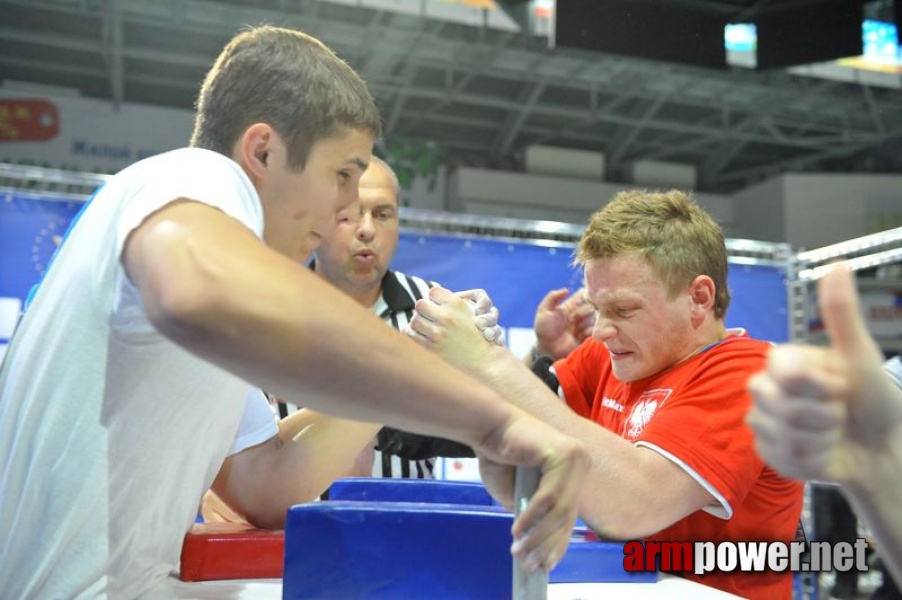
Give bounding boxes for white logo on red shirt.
[602,397,624,412]
[624,389,672,439]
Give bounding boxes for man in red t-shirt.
[408,189,803,599]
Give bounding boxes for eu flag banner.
[0,192,83,358]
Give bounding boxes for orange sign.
[0,99,60,141]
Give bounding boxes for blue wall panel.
[394,231,789,342]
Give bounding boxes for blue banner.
[0,192,83,303]
[0,194,789,352]
[393,232,585,330]
[394,231,789,343]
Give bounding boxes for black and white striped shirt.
[279,270,474,479]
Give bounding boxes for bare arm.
[844,434,902,586]
[484,351,712,539]
[410,287,713,540]
[123,201,507,439]
[123,201,590,570]
[211,409,380,529]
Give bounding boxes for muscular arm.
[123,201,514,442]
[410,288,712,539]
[480,347,713,539]
[211,409,380,529]
[843,432,902,586]
[123,201,590,569]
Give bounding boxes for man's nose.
[592,316,616,341]
[356,214,375,241]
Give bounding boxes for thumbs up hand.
[818,266,902,438]
[746,265,902,486]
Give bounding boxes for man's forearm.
[272,410,381,498]
[127,203,519,449]
[215,411,382,529]
[475,346,712,538]
[844,432,902,586]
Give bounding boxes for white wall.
[733,173,902,250]
[784,174,902,250]
[0,84,192,176]
[732,176,787,243]
[447,167,612,223]
[524,145,605,179]
[630,159,697,190]
[693,192,736,237]
[447,166,737,234]
[784,174,871,250]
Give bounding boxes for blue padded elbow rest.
[328,477,495,506]
[550,539,657,584]
[283,501,514,600]
[283,501,657,599]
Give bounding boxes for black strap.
[531,355,560,392]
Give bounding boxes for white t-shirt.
[0,148,266,599]
[233,388,279,455]
[885,356,902,389]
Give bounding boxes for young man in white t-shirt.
[0,26,588,599]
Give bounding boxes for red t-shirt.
[555,332,804,600]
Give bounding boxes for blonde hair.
[576,189,731,318]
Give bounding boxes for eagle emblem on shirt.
[624,389,672,439]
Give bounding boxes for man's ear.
[689,275,716,312]
[237,123,274,181]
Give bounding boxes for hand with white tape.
[406,286,503,373]
[455,288,505,346]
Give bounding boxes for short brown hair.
[190,25,382,169]
[576,189,731,318]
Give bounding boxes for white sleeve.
[885,356,902,390]
[230,388,279,456]
[115,148,264,261]
[109,149,265,318]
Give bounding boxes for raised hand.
[746,266,902,485]
[533,287,596,359]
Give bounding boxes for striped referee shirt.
[278,269,474,479]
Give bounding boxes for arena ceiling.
[2,0,901,193]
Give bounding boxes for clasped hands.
[404,286,503,371]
